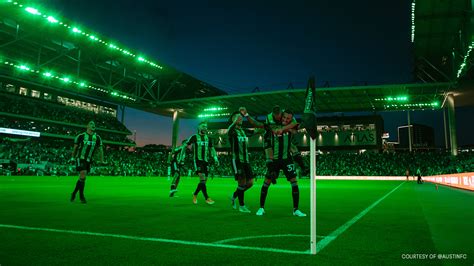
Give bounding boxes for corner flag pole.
[302,76,317,255]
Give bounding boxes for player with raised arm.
[228,111,255,213]
[255,109,307,217]
[184,121,219,205]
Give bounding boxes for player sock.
[291,181,300,210]
[260,181,270,208]
[200,181,209,199]
[193,182,203,196]
[78,179,86,199]
[72,180,81,195]
[237,185,246,206]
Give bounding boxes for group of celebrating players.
[68,106,307,217]
[168,105,307,217]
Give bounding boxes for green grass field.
[0,175,473,265]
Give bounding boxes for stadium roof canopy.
[1,1,472,121]
[413,0,474,82]
[153,82,462,119]
[0,1,227,107]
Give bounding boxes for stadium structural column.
[171,110,180,149]
[443,108,449,151]
[407,110,412,152]
[310,137,317,255]
[446,93,458,156]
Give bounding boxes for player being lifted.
[242,108,306,217]
[184,121,219,205]
[169,140,187,197]
[70,121,105,204]
[228,111,256,213]
[266,105,308,177]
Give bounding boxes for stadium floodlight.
[47,16,58,23]
[43,72,52,77]
[61,77,71,83]
[25,7,40,15]
[79,82,86,88]
[18,65,30,71]
[137,57,145,62]
[72,27,82,33]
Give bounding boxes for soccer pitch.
[0,176,472,265]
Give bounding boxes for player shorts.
[194,160,209,177]
[231,160,253,181]
[267,159,297,181]
[76,159,91,173]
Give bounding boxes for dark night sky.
[42,0,472,147]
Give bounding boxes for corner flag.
[301,76,317,139]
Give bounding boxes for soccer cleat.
[239,206,251,213]
[70,193,76,202]
[169,189,178,197]
[80,197,87,204]
[205,198,215,205]
[192,195,198,204]
[293,209,307,217]
[256,208,265,216]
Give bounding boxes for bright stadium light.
[47,16,58,23]
[18,65,30,71]
[25,7,40,15]
[9,1,164,70]
[43,72,52,77]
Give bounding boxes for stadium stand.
[1,137,472,177]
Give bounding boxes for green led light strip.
[197,113,231,118]
[1,58,136,101]
[203,107,228,112]
[384,102,439,109]
[6,1,163,70]
[411,0,415,43]
[374,96,408,102]
[456,42,474,78]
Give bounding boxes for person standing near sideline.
[70,121,105,204]
[184,121,219,205]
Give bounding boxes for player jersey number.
[286,164,295,173]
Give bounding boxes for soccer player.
[70,121,104,204]
[228,111,254,213]
[268,105,308,177]
[169,140,187,197]
[184,121,219,205]
[255,110,306,217]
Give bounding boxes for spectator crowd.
[1,139,473,177]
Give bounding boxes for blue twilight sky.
[43,0,472,147]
